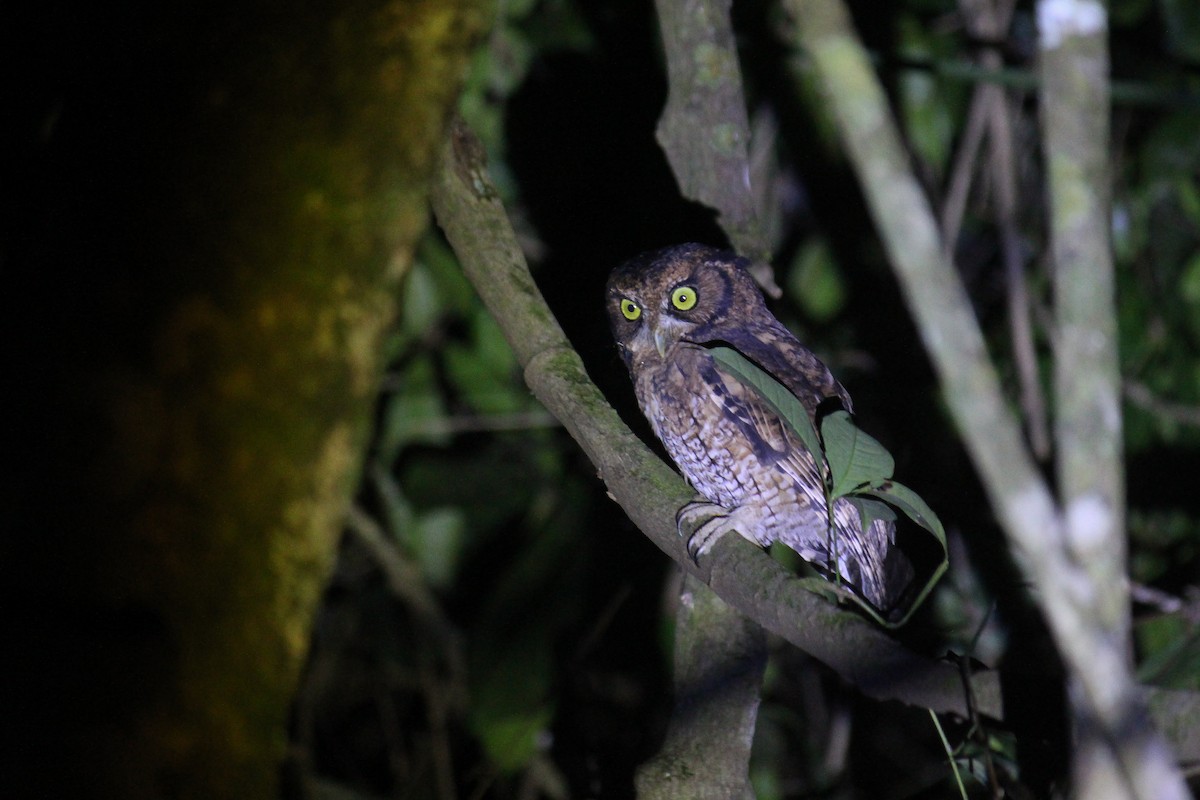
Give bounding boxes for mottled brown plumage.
[607,243,905,610]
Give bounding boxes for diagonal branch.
[429,115,997,720]
[427,115,1200,766]
[785,0,1047,529]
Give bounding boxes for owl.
[606,243,907,611]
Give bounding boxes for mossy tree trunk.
[7,2,487,797]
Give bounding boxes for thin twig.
[1129,583,1184,615]
[1124,381,1200,428]
[940,80,991,253]
[952,0,1050,459]
[419,655,459,800]
[346,505,441,620]
[987,85,1050,460]
[957,649,1003,798]
[344,504,468,693]
[941,0,1018,251]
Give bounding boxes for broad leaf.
[845,495,897,534]
[859,479,949,627]
[709,345,824,464]
[821,409,895,497]
[861,480,947,548]
[707,344,949,627]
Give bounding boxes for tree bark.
[6,2,487,798]
[635,576,766,800]
[653,0,768,264]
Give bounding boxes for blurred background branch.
[787,0,1190,794]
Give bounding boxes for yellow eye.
[620,298,641,321]
[671,286,698,311]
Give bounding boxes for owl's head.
[606,243,767,369]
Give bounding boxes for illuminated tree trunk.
[6,2,487,797]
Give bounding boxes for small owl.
[607,243,907,611]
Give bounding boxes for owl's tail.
[832,513,912,615]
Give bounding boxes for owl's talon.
[688,517,728,563]
[676,500,737,563]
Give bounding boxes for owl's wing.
[698,352,832,545]
[701,341,901,608]
[710,321,853,415]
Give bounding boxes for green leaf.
[474,307,519,375]
[709,345,824,463]
[1135,612,1200,690]
[469,614,557,773]
[821,409,895,498]
[418,233,476,317]
[709,345,950,627]
[1177,179,1200,228]
[478,708,554,772]
[786,238,846,322]
[413,507,466,589]
[400,261,441,342]
[792,575,846,605]
[895,13,959,175]
[378,355,450,459]
[1180,250,1200,307]
[444,308,524,414]
[845,495,896,534]
[858,480,949,627]
[861,479,947,549]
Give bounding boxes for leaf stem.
[929,709,969,800]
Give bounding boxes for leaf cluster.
[710,345,946,625]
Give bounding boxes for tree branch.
[1036,3,1187,796]
[635,574,765,800]
[653,0,759,253]
[430,116,999,719]
[644,2,784,790]
[430,114,1200,765]
[653,0,777,293]
[1124,381,1200,428]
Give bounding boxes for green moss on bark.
[10,1,489,797]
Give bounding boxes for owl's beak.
[654,328,669,359]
